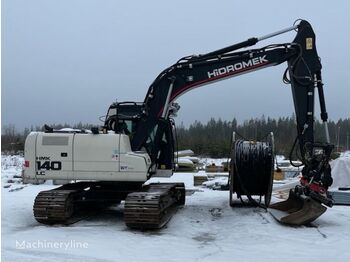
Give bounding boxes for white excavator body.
[23,132,151,183]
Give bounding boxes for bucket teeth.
[268,189,327,225]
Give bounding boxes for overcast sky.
[2,0,350,131]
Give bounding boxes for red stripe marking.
[157,61,270,117]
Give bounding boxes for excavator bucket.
[268,189,327,225]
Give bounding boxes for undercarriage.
[33,182,185,229]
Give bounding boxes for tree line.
[2,117,350,158]
[176,116,350,158]
[1,122,94,153]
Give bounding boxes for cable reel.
[229,132,275,208]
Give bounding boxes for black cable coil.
[230,139,274,208]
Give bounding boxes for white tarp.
[176,157,194,167]
[330,154,350,189]
[174,149,194,157]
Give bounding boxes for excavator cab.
[104,102,144,136]
[104,102,175,174]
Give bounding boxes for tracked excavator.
[24,20,334,228]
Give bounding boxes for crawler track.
[33,189,78,224]
[33,182,140,225]
[124,183,185,229]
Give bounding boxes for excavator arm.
[105,20,334,224]
[130,20,332,176]
[130,46,297,172]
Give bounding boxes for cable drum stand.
[229,132,275,208]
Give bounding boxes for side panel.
[73,134,148,182]
[23,132,149,182]
[73,134,119,173]
[36,133,74,180]
[118,135,150,180]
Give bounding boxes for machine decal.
[36,161,62,171]
[306,38,313,50]
[207,55,268,78]
[120,165,128,171]
[112,149,119,160]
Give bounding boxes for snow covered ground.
[340,151,350,158]
[2,155,350,262]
